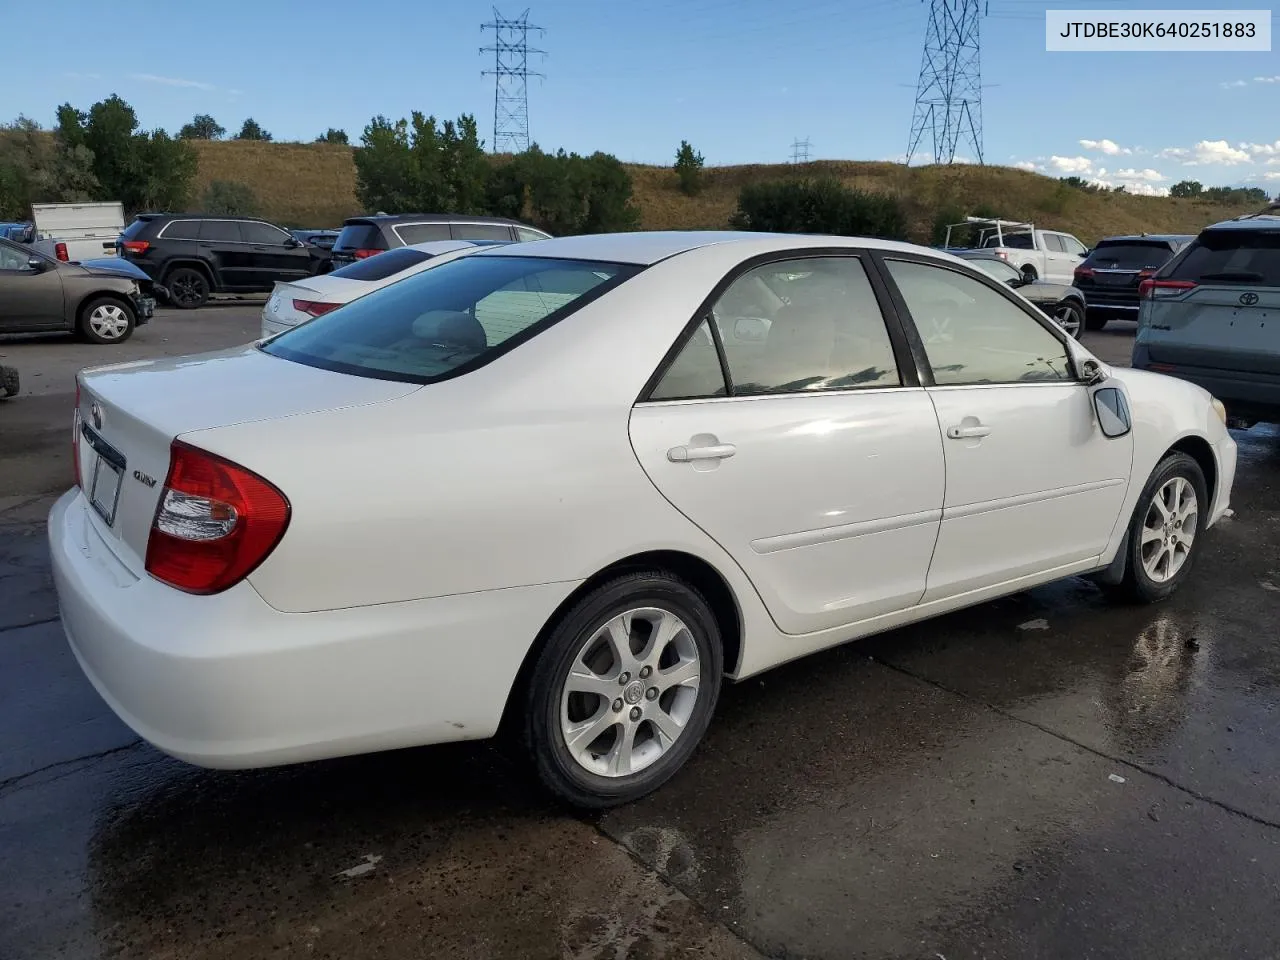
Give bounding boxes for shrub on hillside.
[202,180,257,216]
[674,140,704,196]
[730,178,906,240]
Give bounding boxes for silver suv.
[1132,210,1280,427]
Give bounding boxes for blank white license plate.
[89,452,124,526]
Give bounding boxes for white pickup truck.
[942,217,1090,284]
[27,201,125,264]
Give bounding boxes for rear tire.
[166,267,209,309]
[78,297,136,344]
[522,571,723,809]
[1085,311,1109,332]
[1104,452,1207,604]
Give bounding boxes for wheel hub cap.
[623,680,644,705]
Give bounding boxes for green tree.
[0,115,100,219]
[179,114,225,140]
[202,180,258,216]
[353,111,488,214]
[136,129,198,210]
[674,140,705,196]
[1169,179,1203,198]
[730,178,906,240]
[236,118,272,141]
[315,128,349,145]
[485,145,639,235]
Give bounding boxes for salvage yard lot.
[3,308,1280,959]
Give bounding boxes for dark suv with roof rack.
[330,214,550,268]
[117,213,334,309]
[1073,234,1194,330]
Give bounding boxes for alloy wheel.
[171,273,205,306]
[1140,475,1198,583]
[559,607,701,778]
[1054,302,1083,339]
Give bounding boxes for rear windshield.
[262,255,639,383]
[329,246,434,281]
[1166,229,1280,286]
[333,223,386,252]
[982,232,1034,249]
[1087,241,1175,270]
[120,218,154,240]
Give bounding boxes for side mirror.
[1079,358,1106,386]
[1092,386,1131,438]
[26,256,45,272]
[1005,276,1024,288]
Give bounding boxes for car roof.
[473,230,944,266]
[343,214,526,226]
[136,213,277,223]
[1202,215,1280,232]
[1096,234,1195,243]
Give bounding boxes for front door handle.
[946,424,991,440]
[668,442,736,463]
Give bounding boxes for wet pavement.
[2,311,1279,959]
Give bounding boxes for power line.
[790,137,812,163]
[906,0,985,166]
[480,7,546,154]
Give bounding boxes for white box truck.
[28,201,125,263]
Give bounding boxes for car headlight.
[1211,398,1227,425]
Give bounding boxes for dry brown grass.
[193,141,1254,242]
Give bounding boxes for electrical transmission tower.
[790,138,812,164]
[480,8,545,154]
[906,0,985,166]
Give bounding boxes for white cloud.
[1113,167,1167,182]
[1050,155,1094,174]
[1257,76,1280,83]
[1088,177,1170,197]
[1079,138,1131,156]
[1156,140,1250,165]
[1221,80,1250,89]
[1013,160,1042,172]
[130,73,216,91]
[1245,141,1280,158]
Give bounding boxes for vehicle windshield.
[1166,229,1280,286]
[328,246,435,281]
[119,218,153,240]
[1087,242,1175,270]
[333,223,385,251]
[262,255,639,383]
[981,232,1034,249]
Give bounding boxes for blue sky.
[6,0,1278,195]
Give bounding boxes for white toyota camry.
[259,239,501,338]
[51,231,1236,808]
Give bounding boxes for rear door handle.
[668,442,736,462]
[946,424,991,439]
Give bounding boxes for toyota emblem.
[90,402,103,430]
[1240,292,1260,306]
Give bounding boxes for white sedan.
[259,239,500,338]
[50,231,1236,808]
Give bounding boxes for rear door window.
[262,255,638,383]
[393,222,452,244]
[329,246,434,280]
[199,220,242,243]
[1042,234,1066,253]
[452,223,515,241]
[1166,229,1280,286]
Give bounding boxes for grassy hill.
[192,140,1254,244]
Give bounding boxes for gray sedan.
[957,252,1088,338]
[0,238,159,344]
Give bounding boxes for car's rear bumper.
[1132,344,1280,422]
[48,488,572,769]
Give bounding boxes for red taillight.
[121,240,150,255]
[145,440,290,595]
[292,299,341,318]
[352,248,382,259]
[72,382,82,488]
[55,242,68,262]
[994,251,1008,260]
[1074,266,1094,281]
[1139,278,1196,300]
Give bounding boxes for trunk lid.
[74,345,419,576]
[1141,285,1280,374]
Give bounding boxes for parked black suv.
[330,214,550,268]
[1073,234,1194,330]
[118,214,334,309]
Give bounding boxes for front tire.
[1106,452,1208,603]
[522,571,723,809]
[79,297,136,344]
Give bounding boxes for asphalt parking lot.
[2,307,1279,960]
